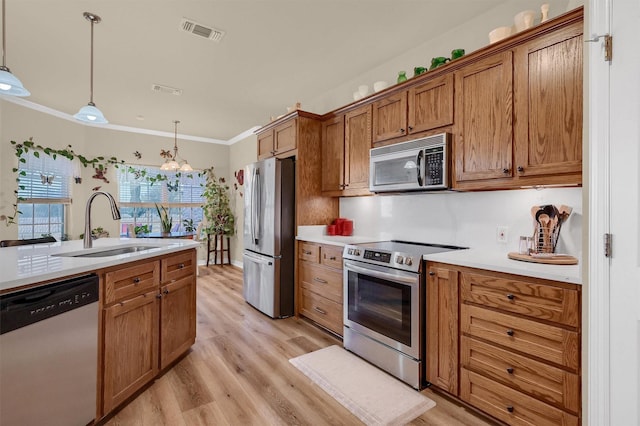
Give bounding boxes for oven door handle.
[344,261,417,285]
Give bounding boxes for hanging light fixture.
[160,120,192,172]
[74,12,107,124]
[0,0,29,96]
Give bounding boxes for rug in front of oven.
[289,345,435,426]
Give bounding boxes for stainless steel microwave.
[369,133,450,193]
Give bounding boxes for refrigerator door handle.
[252,169,262,244]
[243,252,273,266]
[250,168,257,243]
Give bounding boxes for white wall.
[340,187,582,256]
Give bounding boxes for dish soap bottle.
[397,71,407,84]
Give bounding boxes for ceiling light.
[160,120,192,172]
[74,12,107,124]
[0,0,29,96]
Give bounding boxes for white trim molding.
[587,0,612,425]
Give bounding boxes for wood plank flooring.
[104,265,495,426]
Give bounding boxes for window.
[117,165,205,235]
[17,153,75,240]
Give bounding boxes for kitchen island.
[0,237,199,422]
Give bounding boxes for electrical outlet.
[496,226,509,243]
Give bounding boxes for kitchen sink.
[52,245,164,258]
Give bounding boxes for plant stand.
[206,233,231,266]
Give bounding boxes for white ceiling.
[4,0,515,142]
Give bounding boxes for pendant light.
[0,0,29,96]
[74,12,107,124]
[161,120,193,172]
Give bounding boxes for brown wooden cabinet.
[372,75,454,144]
[257,118,298,160]
[458,268,581,424]
[453,13,583,190]
[297,241,343,336]
[99,249,197,418]
[426,263,459,395]
[321,105,372,197]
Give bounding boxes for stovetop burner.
[343,240,466,273]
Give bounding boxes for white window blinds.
[18,151,75,203]
[117,166,205,206]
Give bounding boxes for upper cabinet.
[258,118,298,160]
[453,12,583,190]
[372,74,454,144]
[322,105,372,197]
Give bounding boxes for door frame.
[586,0,612,424]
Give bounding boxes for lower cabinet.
[297,241,344,336]
[99,249,197,418]
[425,261,581,425]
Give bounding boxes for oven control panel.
[363,250,391,263]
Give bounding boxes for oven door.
[343,260,422,360]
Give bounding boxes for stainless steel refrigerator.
[242,157,295,318]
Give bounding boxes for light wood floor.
[104,265,495,426]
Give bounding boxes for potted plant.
[155,203,173,235]
[134,224,150,236]
[201,167,235,237]
[182,218,196,239]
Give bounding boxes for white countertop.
[423,248,582,285]
[0,237,200,293]
[296,225,378,247]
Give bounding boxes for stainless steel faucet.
[84,191,121,248]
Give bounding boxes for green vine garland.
[3,138,198,226]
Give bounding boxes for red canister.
[333,218,346,235]
[341,220,353,236]
[327,224,337,235]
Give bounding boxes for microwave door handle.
[416,150,424,187]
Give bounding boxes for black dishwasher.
[0,274,99,426]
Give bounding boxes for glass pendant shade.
[160,160,180,171]
[0,67,30,96]
[179,162,193,172]
[74,102,108,124]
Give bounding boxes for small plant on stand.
[201,168,235,237]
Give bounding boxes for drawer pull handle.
[506,406,514,413]
[429,271,435,276]
[314,307,327,315]
[163,289,169,295]
[303,250,312,255]
[506,293,515,300]
[506,367,514,374]
[328,256,337,261]
[133,277,140,284]
[178,263,185,269]
[506,329,514,336]
[313,277,328,284]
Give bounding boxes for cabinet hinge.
[585,34,612,62]
[604,233,612,258]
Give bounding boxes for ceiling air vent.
[179,18,225,42]
[151,84,183,96]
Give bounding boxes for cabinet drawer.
[298,242,320,263]
[461,337,580,413]
[300,288,343,336]
[105,261,160,304]
[461,368,578,426]
[461,272,579,327]
[299,261,342,304]
[320,245,343,270]
[161,251,195,283]
[461,304,579,371]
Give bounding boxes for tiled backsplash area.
[339,187,583,257]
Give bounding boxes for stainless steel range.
[342,240,465,389]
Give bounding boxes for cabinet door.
[426,264,459,395]
[513,23,583,181]
[372,92,408,143]
[103,290,159,414]
[408,74,454,134]
[321,115,345,193]
[274,119,297,155]
[454,51,514,182]
[160,276,196,369]
[344,104,372,192]
[257,130,274,160]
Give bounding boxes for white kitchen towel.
[289,345,436,426]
